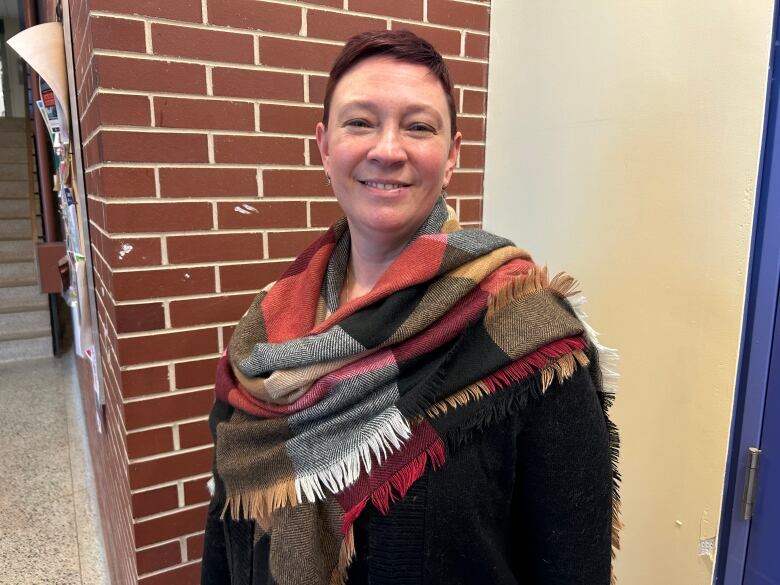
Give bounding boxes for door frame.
[714,2,780,582]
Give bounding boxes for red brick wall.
[68,0,491,582]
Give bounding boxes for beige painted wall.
[483,2,773,583]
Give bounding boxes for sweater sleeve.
[513,365,614,584]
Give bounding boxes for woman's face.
[316,56,461,245]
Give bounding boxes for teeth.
[363,181,405,190]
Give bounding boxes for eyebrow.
[338,100,444,123]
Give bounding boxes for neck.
[340,227,411,305]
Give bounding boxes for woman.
[202,30,619,585]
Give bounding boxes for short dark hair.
[321,30,458,139]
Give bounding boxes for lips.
[359,179,411,190]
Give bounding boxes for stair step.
[0,261,38,285]
[0,218,31,239]
[0,164,28,181]
[0,181,30,199]
[0,199,32,217]
[0,335,52,364]
[0,239,35,260]
[0,148,27,164]
[0,309,50,333]
[0,132,27,147]
[0,118,27,131]
[0,284,46,305]
[0,300,48,314]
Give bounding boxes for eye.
[344,119,371,129]
[408,122,436,134]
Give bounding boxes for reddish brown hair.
[321,30,458,139]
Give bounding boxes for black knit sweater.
[201,365,614,585]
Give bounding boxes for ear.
[315,122,330,175]
[443,131,462,188]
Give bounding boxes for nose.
[367,126,407,166]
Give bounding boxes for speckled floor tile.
[0,352,109,585]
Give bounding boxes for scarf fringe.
[567,293,622,581]
[341,439,446,534]
[223,479,298,521]
[329,526,356,585]
[426,347,590,418]
[296,409,412,504]
[486,267,580,320]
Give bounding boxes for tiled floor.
[0,351,109,585]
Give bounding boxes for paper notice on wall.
[7,22,70,129]
[84,346,103,433]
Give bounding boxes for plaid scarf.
[210,198,619,584]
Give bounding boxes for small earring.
[325,174,332,187]
[441,184,448,196]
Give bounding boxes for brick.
[168,233,262,264]
[131,485,179,519]
[130,450,213,491]
[263,169,332,198]
[459,144,484,168]
[92,166,156,198]
[118,328,218,366]
[214,136,304,165]
[114,302,165,333]
[212,68,304,101]
[310,200,344,227]
[102,237,161,269]
[138,562,202,585]
[121,366,170,398]
[96,130,209,163]
[89,0,201,22]
[159,168,257,198]
[88,93,150,128]
[307,10,385,42]
[152,23,254,64]
[445,58,487,87]
[179,420,213,449]
[258,37,342,72]
[127,426,175,460]
[95,55,207,94]
[174,357,220,389]
[216,200,307,229]
[137,541,182,576]
[90,15,146,52]
[459,198,482,222]
[448,171,483,195]
[184,477,211,506]
[465,32,489,59]
[104,202,213,233]
[350,0,423,20]
[208,0,300,33]
[267,230,325,259]
[427,0,490,31]
[125,389,214,429]
[462,89,486,114]
[154,98,254,131]
[308,137,324,164]
[169,293,255,327]
[259,104,321,135]
[111,267,215,301]
[186,533,205,561]
[390,22,461,56]
[219,261,289,292]
[459,116,485,141]
[305,0,341,5]
[223,324,237,344]
[308,75,329,105]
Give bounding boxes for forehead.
[330,56,449,113]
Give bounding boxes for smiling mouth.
[359,180,410,190]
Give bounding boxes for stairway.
[0,117,52,363]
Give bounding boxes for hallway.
[0,353,109,584]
